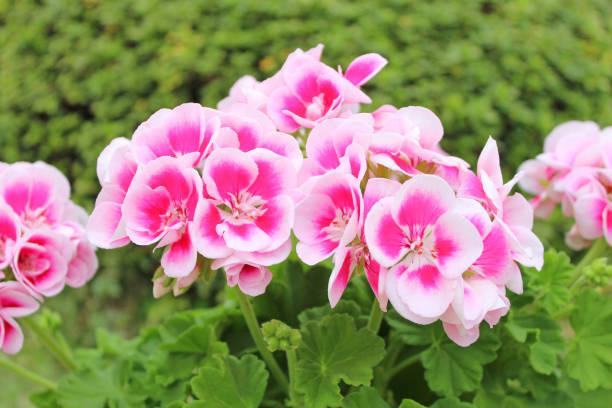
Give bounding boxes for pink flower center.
[322,208,351,241]
[21,208,49,229]
[18,249,50,277]
[306,94,327,121]
[401,227,437,264]
[162,202,189,231]
[218,191,267,225]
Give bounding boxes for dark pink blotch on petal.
[344,53,388,86]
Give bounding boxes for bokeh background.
[1,0,610,405]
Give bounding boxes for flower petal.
[344,53,388,86]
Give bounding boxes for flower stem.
[0,355,57,390]
[21,316,76,371]
[286,349,301,406]
[569,238,609,291]
[367,300,384,334]
[234,288,289,394]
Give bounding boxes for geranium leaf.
[295,314,385,408]
[566,289,612,391]
[187,354,269,408]
[524,249,573,315]
[505,311,564,374]
[421,324,500,397]
[342,387,390,408]
[431,397,475,407]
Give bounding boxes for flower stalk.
[235,288,290,393]
[0,355,57,390]
[21,316,76,371]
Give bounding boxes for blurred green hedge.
[1,0,611,336]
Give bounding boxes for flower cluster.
[89,45,543,346]
[0,161,97,353]
[519,121,612,249]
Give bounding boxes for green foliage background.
[0,0,611,406]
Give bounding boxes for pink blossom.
[122,157,203,278]
[218,76,268,111]
[264,46,383,132]
[87,138,138,249]
[54,222,98,288]
[294,171,363,267]
[0,162,70,230]
[518,121,602,218]
[369,106,469,188]
[574,192,612,246]
[459,137,543,270]
[11,229,72,300]
[299,115,373,183]
[131,103,220,167]
[206,105,303,170]
[224,263,273,296]
[0,282,39,354]
[192,148,296,260]
[365,174,483,322]
[326,178,399,309]
[0,203,20,271]
[441,278,509,347]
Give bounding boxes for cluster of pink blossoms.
[88,45,543,346]
[0,162,97,353]
[519,121,612,249]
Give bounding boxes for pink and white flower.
[206,105,303,170]
[122,157,203,278]
[131,102,220,167]
[300,115,373,183]
[0,204,20,271]
[365,174,483,322]
[223,263,273,297]
[0,282,39,354]
[326,177,399,309]
[87,137,138,249]
[0,162,71,230]
[11,229,72,300]
[192,148,296,260]
[459,137,544,270]
[294,171,363,266]
[264,46,385,132]
[54,222,98,288]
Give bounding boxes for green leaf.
[57,362,147,408]
[431,397,474,407]
[525,249,573,315]
[505,312,564,374]
[385,310,433,346]
[398,399,427,408]
[566,289,612,390]
[159,324,228,354]
[295,314,385,408]
[342,387,390,408]
[421,324,500,397]
[298,299,363,325]
[186,354,269,408]
[29,390,60,408]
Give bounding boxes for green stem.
[286,349,301,406]
[384,351,423,382]
[569,238,608,289]
[367,300,384,334]
[21,316,76,371]
[235,289,289,394]
[0,355,57,390]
